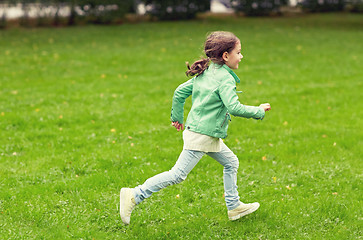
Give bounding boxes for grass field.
[0,13,362,239]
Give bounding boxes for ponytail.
[185,57,210,77]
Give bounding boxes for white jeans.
[133,142,240,210]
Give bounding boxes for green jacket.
[171,63,265,139]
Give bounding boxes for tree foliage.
[299,0,346,12]
[73,0,134,24]
[0,0,134,27]
[349,0,363,13]
[231,0,289,16]
[141,0,210,20]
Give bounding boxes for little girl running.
[120,31,271,225]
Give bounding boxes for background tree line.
[0,0,362,28]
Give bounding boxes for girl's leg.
[207,142,240,210]
[133,149,205,204]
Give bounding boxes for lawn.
[0,13,362,239]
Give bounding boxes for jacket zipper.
[221,113,229,127]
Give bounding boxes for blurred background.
[0,0,362,28]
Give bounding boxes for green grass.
[0,13,362,239]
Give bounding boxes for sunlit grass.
[0,13,362,239]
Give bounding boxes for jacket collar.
[210,62,240,83]
[222,64,240,83]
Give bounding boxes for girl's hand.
[259,103,271,112]
[172,122,184,132]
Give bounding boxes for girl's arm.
[219,77,266,119]
[170,78,194,125]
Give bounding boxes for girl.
[120,31,271,225]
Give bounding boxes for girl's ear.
[222,51,229,62]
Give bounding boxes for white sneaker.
[120,188,136,225]
[228,202,260,221]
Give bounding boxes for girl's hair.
[186,31,239,77]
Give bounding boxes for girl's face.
[223,40,243,69]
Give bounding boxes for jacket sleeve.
[219,77,265,120]
[170,78,194,124]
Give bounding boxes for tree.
[141,0,211,20]
[231,0,289,16]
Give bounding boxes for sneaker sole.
[120,188,129,225]
[229,202,260,221]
